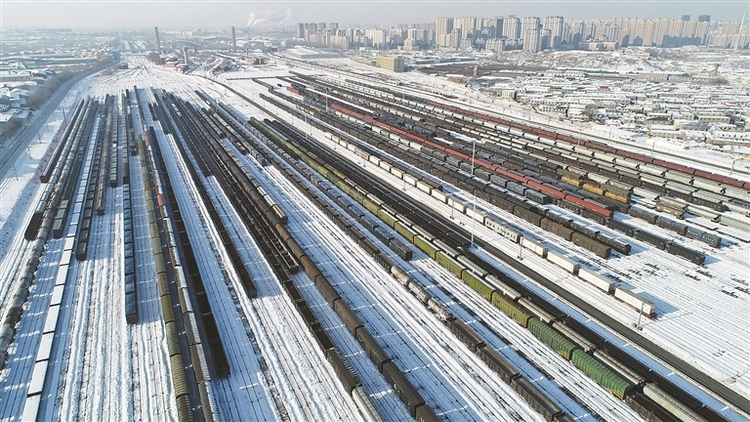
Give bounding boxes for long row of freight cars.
[259,88,667,314]
[275,82,715,267]
[297,72,749,214]
[248,111,664,410]
[134,91,203,421]
[295,74,748,239]
[249,116,577,422]
[246,78,734,421]
[157,90,408,421]
[335,74,750,192]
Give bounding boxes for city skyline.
[1,0,746,30]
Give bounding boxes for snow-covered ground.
[0,52,747,421]
[214,62,749,416]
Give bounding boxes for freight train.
[245,82,736,418]
[161,90,431,421]
[273,83,723,266]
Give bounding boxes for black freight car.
[629,207,658,224]
[512,377,564,422]
[477,346,520,384]
[635,229,668,250]
[666,242,705,265]
[607,218,637,237]
[656,216,688,236]
[382,361,426,417]
[572,232,612,259]
[448,319,486,352]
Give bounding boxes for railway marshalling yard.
[0,52,748,422]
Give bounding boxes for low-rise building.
[376,55,405,72]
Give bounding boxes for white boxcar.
[27,360,49,396]
[615,287,656,316]
[35,332,55,363]
[448,197,466,213]
[547,250,579,275]
[402,173,417,188]
[21,394,42,422]
[465,206,486,224]
[431,189,448,204]
[578,268,615,294]
[521,237,547,258]
[43,304,61,334]
[416,180,433,194]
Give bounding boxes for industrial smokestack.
[154,26,161,54]
[183,46,189,65]
[231,26,237,52]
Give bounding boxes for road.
[0,63,111,179]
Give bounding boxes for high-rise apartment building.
[523,28,541,52]
[503,16,521,39]
[367,29,387,48]
[483,17,504,38]
[454,17,478,39]
[652,18,672,46]
[543,16,564,48]
[435,17,454,47]
[407,28,429,43]
[698,15,711,22]
[446,28,462,49]
[522,17,541,37]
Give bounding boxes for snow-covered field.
[0,53,747,421]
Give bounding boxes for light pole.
[470,138,478,247]
[636,302,645,331]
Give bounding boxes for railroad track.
[242,81,748,420]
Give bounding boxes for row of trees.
[25,71,76,109]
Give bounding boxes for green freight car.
[377,208,397,229]
[571,349,633,399]
[462,270,494,300]
[436,250,464,278]
[527,318,577,360]
[492,293,533,327]
[414,235,438,259]
[394,221,416,243]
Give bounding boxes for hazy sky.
[2,0,747,29]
